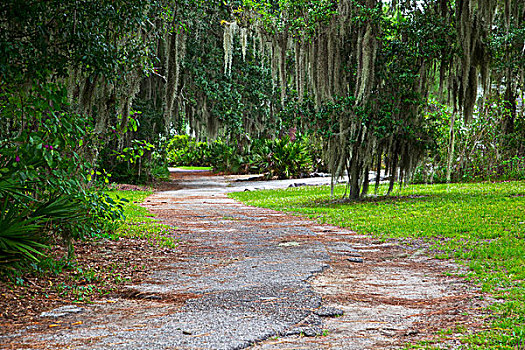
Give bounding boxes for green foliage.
[104,138,160,184]
[252,136,313,179]
[414,98,525,183]
[241,0,337,36]
[0,0,171,276]
[0,166,124,272]
[0,85,128,272]
[0,0,172,187]
[95,106,171,184]
[166,134,314,178]
[230,181,525,348]
[97,100,172,184]
[0,0,157,83]
[1,179,50,264]
[174,0,278,139]
[106,190,179,249]
[101,142,170,185]
[167,135,211,167]
[237,0,455,198]
[208,139,247,173]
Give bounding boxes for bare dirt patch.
[250,225,489,349]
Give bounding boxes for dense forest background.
[1,0,524,267]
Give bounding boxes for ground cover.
[230,181,525,349]
[108,190,178,248]
[0,189,179,331]
[175,166,213,171]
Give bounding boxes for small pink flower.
[15,155,20,162]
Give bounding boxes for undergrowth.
[107,190,179,249]
[1,190,177,308]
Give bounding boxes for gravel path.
[4,171,486,349]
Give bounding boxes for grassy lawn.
[107,190,179,248]
[230,181,525,349]
[174,166,213,171]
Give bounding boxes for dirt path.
[3,172,487,349]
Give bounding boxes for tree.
[220,0,524,198]
[0,0,161,265]
[135,0,280,145]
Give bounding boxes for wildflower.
[15,155,20,162]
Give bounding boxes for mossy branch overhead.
[220,0,523,199]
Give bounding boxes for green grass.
[175,166,213,171]
[107,190,179,249]
[230,181,525,349]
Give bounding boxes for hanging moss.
[161,24,188,134]
[223,21,238,76]
[240,27,248,61]
[208,0,522,197]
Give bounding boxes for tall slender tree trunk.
[387,154,398,195]
[361,166,370,197]
[349,157,361,200]
[446,112,456,183]
[375,153,382,194]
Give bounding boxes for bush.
[0,84,126,273]
[252,136,313,179]
[98,109,171,185]
[101,138,170,184]
[166,134,314,178]
[167,135,211,167]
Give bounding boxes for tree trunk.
[361,166,369,197]
[375,153,382,194]
[387,154,398,195]
[446,112,456,183]
[349,156,361,200]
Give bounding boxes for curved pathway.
[7,171,485,349]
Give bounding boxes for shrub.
[166,134,314,178]
[253,136,313,179]
[208,139,254,174]
[0,84,126,273]
[101,138,168,184]
[167,135,211,166]
[98,109,171,185]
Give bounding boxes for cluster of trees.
[1,0,524,268]
[229,0,525,197]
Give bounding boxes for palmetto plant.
[257,136,313,179]
[0,178,84,268]
[0,179,46,265]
